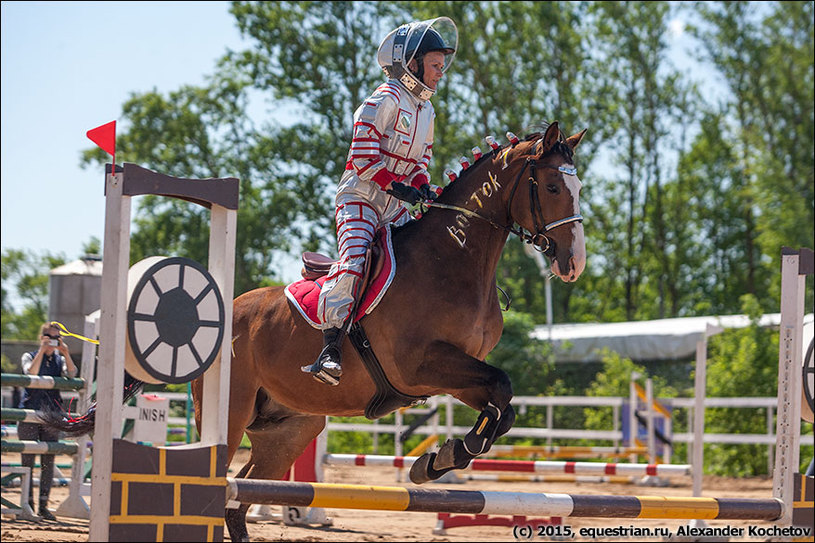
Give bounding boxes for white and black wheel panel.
[125,256,225,384]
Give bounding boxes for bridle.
[424,156,583,255]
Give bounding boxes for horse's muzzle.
[552,254,583,282]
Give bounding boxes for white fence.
[3,388,803,470]
[324,393,801,471]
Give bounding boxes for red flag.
[86,121,116,156]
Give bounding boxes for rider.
[302,17,458,385]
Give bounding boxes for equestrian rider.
[302,17,458,385]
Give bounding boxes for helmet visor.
[404,17,458,73]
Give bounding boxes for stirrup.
[301,346,343,386]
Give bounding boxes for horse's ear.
[538,121,561,154]
[565,128,588,151]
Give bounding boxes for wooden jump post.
[89,163,237,542]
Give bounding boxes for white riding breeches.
[317,172,412,329]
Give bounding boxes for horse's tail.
[36,373,146,437]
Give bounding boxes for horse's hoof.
[409,451,464,484]
[434,439,469,471]
[409,452,437,484]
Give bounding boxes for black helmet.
[408,28,456,60]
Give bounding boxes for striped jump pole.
[3,476,72,488]
[458,473,636,485]
[2,365,94,521]
[1,373,86,391]
[1,439,80,455]
[323,454,691,477]
[1,408,81,424]
[489,445,648,459]
[227,479,784,521]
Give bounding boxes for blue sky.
[1,1,255,269]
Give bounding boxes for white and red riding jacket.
[345,79,435,190]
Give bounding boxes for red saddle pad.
[285,226,396,328]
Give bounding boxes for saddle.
[296,230,427,419]
[300,241,385,285]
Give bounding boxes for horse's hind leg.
[225,411,326,543]
[225,459,255,542]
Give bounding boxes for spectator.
[18,322,77,520]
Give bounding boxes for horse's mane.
[435,122,574,198]
[392,122,575,237]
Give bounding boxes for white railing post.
[772,249,807,526]
[89,170,130,542]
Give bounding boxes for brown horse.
[203,121,586,541]
[41,121,586,542]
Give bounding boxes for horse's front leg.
[407,341,515,484]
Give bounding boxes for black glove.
[387,182,422,205]
[418,184,437,202]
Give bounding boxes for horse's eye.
[546,184,560,194]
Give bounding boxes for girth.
[347,323,428,420]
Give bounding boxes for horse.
[42,121,586,542]
[206,121,586,540]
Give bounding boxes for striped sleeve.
[348,83,401,189]
[409,112,434,189]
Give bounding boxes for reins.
[423,155,583,255]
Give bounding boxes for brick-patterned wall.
[109,439,226,542]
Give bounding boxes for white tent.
[532,313,814,363]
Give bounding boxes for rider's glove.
[417,184,437,202]
[387,182,423,205]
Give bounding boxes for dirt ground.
[1,449,787,542]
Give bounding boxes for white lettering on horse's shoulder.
[500,148,511,170]
[447,170,503,248]
[482,172,501,198]
[447,225,467,248]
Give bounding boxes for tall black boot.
[301,327,346,386]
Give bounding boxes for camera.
[49,339,59,347]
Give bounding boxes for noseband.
[425,157,583,255]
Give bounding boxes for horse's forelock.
[545,140,575,162]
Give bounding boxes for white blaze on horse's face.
[550,171,586,283]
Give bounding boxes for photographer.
[17,322,77,520]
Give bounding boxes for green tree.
[674,112,757,315]
[692,1,814,311]
[703,295,779,475]
[67,0,813,327]
[583,349,677,436]
[486,310,556,396]
[1,249,67,340]
[581,1,696,322]
[81,68,328,294]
